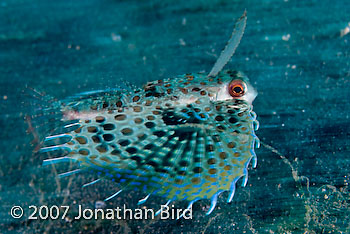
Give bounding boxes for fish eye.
[228,79,246,97]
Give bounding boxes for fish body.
[41,71,259,207]
[35,12,260,214]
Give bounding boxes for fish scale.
[35,12,260,215]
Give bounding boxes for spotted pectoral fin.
[161,104,210,126]
[161,110,189,125]
[126,127,205,199]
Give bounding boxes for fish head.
[207,70,257,105]
[152,70,258,129]
[171,70,257,109]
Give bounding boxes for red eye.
[228,79,246,97]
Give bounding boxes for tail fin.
[23,87,77,152]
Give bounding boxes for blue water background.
[0,0,349,233]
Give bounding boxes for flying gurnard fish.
[29,11,260,216]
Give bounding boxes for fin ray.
[58,169,82,178]
[82,179,101,188]
[208,10,247,77]
[104,190,123,201]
